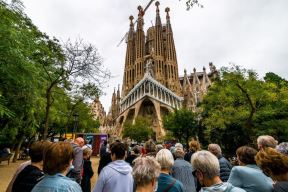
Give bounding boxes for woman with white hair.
[132,156,161,192]
[191,150,245,192]
[156,149,184,192]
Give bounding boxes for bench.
[0,153,13,165]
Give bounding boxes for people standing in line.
[256,147,288,192]
[156,149,184,192]
[257,135,278,150]
[99,140,108,158]
[125,145,140,166]
[208,144,232,182]
[184,139,201,163]
[191,150,245,192]
[67,137,84,184]
[132,156,161,192]
[31,142,81,192]
[228,146,273,192]
[93,141,133,192]
[81,147,94,192]
[144,139,157,157]
[97,142,112,175]
[172,147,196,192]
[12,141,51,192]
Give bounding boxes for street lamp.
[72,113,79,139]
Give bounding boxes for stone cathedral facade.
[93,2,218,139]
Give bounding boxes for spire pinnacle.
[129,15,134,27]
[137,6,144,16]
[165,7,170,19]
[155,1,160,12]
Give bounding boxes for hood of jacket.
[201,182,235,192]
[107,160,132,175]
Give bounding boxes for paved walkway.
[0,157,99,191]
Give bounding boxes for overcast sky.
[22,0,288,112]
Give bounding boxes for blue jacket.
[200,182,246,192]
[93,160,133,192]
[157,173,184,192]
[31,173,81,192]
[219,156,232,182]
[227,164,273,192]
[172,158,196,192]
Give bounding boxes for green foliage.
[163,109,198,147]
[123,116,154,143]
[201,66,288,154]
[0,1,105,147]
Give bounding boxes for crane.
[117,0,155,47]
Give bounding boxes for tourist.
[12,141,51,192]
[156,149,184,192]
[31,142,81,192]
[132,156,161,192]
[184,139,201,162]
[228,146,273,192]
[156,144,164,153]
[81,147,94,192]
[93,141,133,192]
[97,142,112,175]
[67,137,84,184]
[144,139,157,157]
[191,150,245,192]
[208,143,232,182]
[99,140,108,158]
[125,145,140,166]
[172,147,196,192]
[255,147,288,191]
[257,135,278,150]
[276,142,288,156]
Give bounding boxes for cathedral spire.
[164,7,180,94]
[155,1,161,26]
[122,15,136,96]
[135,6,145,83]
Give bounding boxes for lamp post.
[72,113,79,139]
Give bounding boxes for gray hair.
[191,150,220,180]
[175,143,183,149]
[132,156,161,187]
[208,144,222,157]
[276,142,288,155]
[173,147,185,159]
[257,135,278,149]
[156,144,164,152]
[156,149,174,170]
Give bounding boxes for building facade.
[104,2,218,139]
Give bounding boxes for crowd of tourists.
[5,135,288,192]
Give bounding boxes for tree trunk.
[44,86,54,140]
[12,136,24,162]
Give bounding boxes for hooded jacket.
[200,182,246,192]
[93,160,133,192]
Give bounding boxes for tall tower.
[134,6,145,84]
[164,7,181,95]
[153,2,165,84]
[122,15,135,96]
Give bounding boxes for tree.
[0,0,53,161]
[201,66,288,154]
[163,109,199,148]
[123,116,153,143]
[40,38,110,140]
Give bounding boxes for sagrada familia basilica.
[91,2,218,139]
